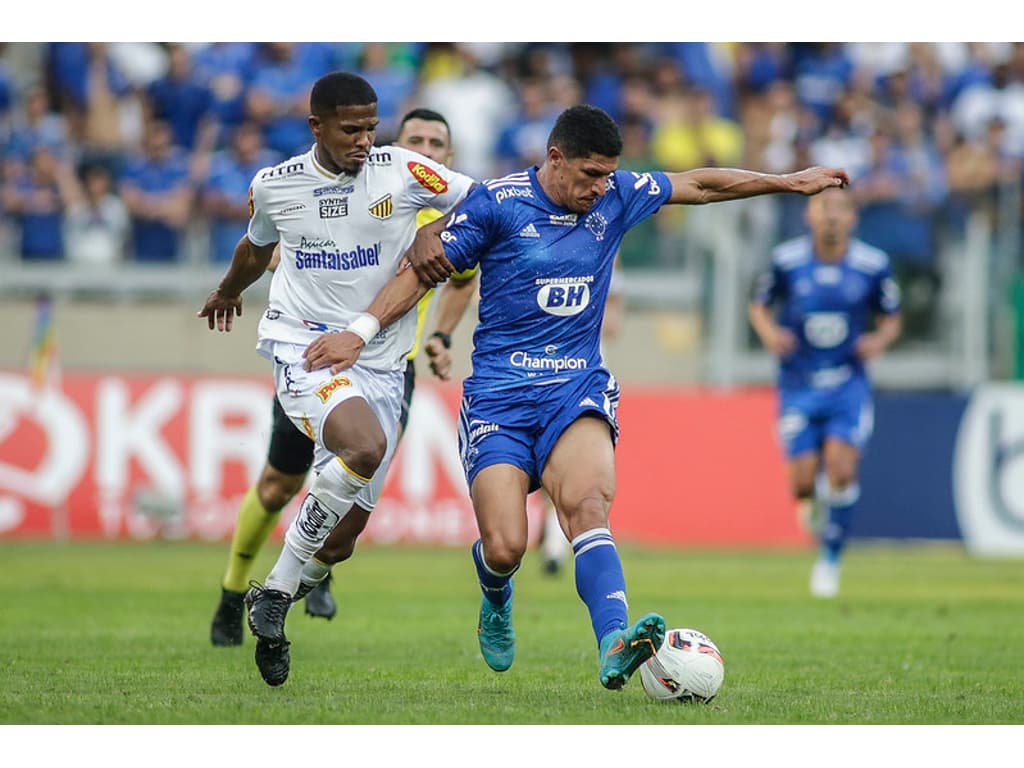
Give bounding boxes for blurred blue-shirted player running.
[749,186,902,598]
[304,105,850,689]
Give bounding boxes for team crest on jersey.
[407,162,449,194]
[368,194,393,220]
[319,198,348,218]
[584,212,608,241]
[316,376,352,403]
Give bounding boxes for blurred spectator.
[651,86,743,171]
[65,162,130,266]
[493,78,558,175]
[145,44,215,155]
[202,121,280,263]
[790,43,855,131]
[415,43,516,180]
[355,43,416,136]
[190,42,257,144]
[2,145,80,261]
[662,42,736,119]
[4,84,70,173]
[733,42,788,101]
[246,43,321,158]
[119,119,192,263]
[0,46,13,138]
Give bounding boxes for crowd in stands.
[2,42,1023,335]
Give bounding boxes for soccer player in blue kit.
[304,105,849,689]
[749,186,902,598]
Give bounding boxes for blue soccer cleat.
[599,612,666,690]
[477,587,515,672]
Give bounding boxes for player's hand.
[197,289,242,332]
[790,166,850,195]
[406,226,454,285]
[855,332,887,361]
[424,336,453,381]
[303,331,364,374]
[766,326,797,358]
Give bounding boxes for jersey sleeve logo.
[369,194,393,220]
[247,186,254,219]
[407,161,449,194]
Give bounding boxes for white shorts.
[267,341,404,511]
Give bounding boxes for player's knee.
[337,438,386,479]
[559,490,612,531]
[481,535,526,573]
[793,480,816,500]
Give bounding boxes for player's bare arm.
[197,235,276,332]
[856,312,903,360]
[302,265,432,374]
[666,166,850,206]
[424,271,478,381]
[748,301,797,358]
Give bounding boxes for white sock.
[266,459,369,594]
[300,558,331,587]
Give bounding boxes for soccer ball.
[639,627,725,703]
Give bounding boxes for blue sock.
[572,527,629,646]
[821,483,859,563]
[471,539,517,606]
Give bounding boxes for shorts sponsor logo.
[318,197,349,218]
[316,376,352,403]
[295,242,380,271]
[467,420,500,442]
[407,161,449,194]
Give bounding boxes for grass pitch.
[1,540,1021,743]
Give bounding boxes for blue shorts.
[458,368,621,492]
[777,375,874,458]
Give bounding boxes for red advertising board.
[0,372,803,546]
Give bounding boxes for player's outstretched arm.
[197,236,276,332]
[666,166,849,206]
[424,271,478,381]
[303,265,433,375]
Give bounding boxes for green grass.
[1,541,1022,727]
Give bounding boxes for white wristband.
[346,313,380,345]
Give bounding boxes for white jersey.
[248,144,474,370]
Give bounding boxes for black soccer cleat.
[304,573,337,620]
[245,582,293,686]
[254,637,291,687]
[245,582,292,642]
[210,588,246,647]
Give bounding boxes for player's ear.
[308,115,320,139]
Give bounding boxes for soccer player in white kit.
[198,72,474,686]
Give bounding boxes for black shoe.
[254,636,291,687]
[245,582,293,685]
[210,588,245,647]
[304,573,337,620]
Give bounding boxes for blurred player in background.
[209,107,477,648]
[748,186,902,598]
[199,73,476,687]
[303,104,849,689]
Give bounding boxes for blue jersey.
[752,235,901,392]
[442,166,672,394]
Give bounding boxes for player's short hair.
[547,105,623,160]
[399,108,451,139]
[310,72,378,116]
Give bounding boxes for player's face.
[806,188,857,253]
[396,118,452,165]
[552,150,618,213]
[310,103,379,175]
